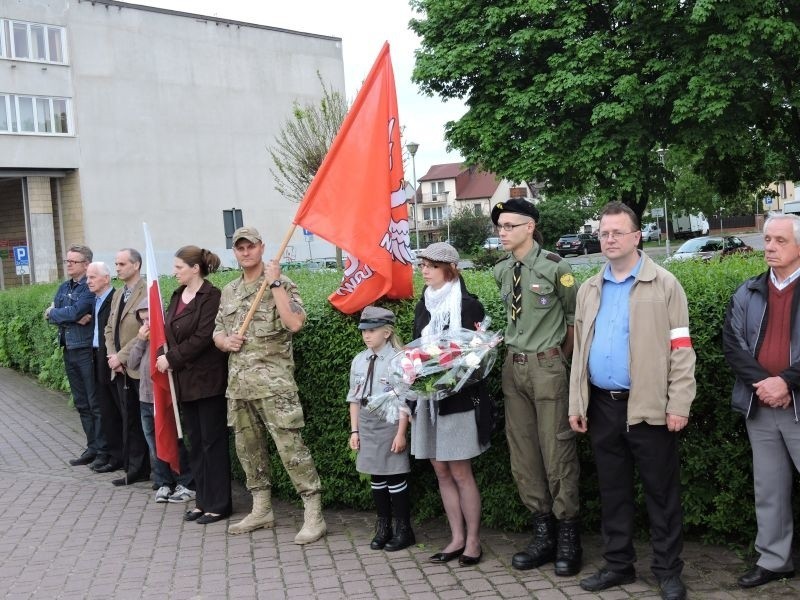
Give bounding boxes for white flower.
[464,353,481,368]
[422,343,442,357]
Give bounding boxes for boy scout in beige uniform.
[492,199,582,576]
[214,226,325,544]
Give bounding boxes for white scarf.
[422,280,462,336]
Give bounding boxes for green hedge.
[0,255,787,545]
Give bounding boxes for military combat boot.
[370,517,393,550]
[512,512,556,570]
[554,518,583,576]
[383,518,415,552]
[294,493,327,545]
[228,490,275,535]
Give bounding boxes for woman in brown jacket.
[156,246,231,524]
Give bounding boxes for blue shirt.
[588,255,643,390]
[93,287,113,348]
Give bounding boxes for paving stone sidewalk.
[0,366,797,599]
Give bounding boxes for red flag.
[143,223,180,474]
[294,42,413,314]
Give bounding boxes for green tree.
[534,194,592,249]
[448,206,493,252]
[268,76,349,203]
[410,1,800,221]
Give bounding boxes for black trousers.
[93,350,123,463]
[110,375,150,477]
[181,395,232,516]
[587,390,684,578]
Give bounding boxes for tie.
[122,286,132,304]
[512,262,522,322]
[363,354,378,399]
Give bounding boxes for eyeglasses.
[63,259,86,265]
[598,231,640,241]
[495,222,531,232]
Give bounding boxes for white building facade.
[0,0,344,287]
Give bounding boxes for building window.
[223,209,244,249]
[1,19,67,64]
[0,93,72,135]
[423,206,444,223]
[473,204,482,215]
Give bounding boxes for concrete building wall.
[26,176,58,282]
[1,0,345,271]
[0,179,27,289]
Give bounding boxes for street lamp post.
[406,142,420,250]
[655,148,671,256]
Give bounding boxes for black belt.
[591,384,629,401]
[512,348,560,364]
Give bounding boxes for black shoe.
[737,565,795,588]
[111,471,149,486]
[196,512,228,524]
[429,547,465,563]
[512,513,556,570]
[89,456,108,471]
[94,461,122,474]
[384,518,415,552]
[184,509,204,522]
[458,548,482,566]
[580,567,636,592]
[370,517,393,550]
[554,518,582,576]
[69,452,96,466]
[658,574,687,600]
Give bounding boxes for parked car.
[667,235,753,262]
[483,237,502,250]
[641,223,661,242]
[556,233,601,257]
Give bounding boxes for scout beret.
[358,306,396,329]
[491,198,540,225]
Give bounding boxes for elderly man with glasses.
[45,244,107,467]
[491,198,582,577]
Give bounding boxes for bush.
[0,254,787,545]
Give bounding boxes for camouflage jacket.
[214,272,303,399]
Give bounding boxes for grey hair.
[88,261,111,277]
[764,212,800,244]
[68,244,93,263]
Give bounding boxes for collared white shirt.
[770,265,800,290]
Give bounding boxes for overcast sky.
[133,0,466,181]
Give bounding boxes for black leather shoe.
[94,461,121,474]
[737,565,795,589]
[111,471,149,486]
[580,567,636,592]
[89,457,108,471]
[196,512,228,524]
[658,574,687,600]
[429,547,465,563]
[185,509,204,522]
[69,453,96,466]
[458,548,482,566]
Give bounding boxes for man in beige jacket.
[568,202,695,600]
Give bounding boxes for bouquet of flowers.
[367,318,502,423]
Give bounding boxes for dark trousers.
[181,395,232,516]
[94,351,122,463]
[110,375,150,478]
[587,390,684,578]
[140,402,193,488]
[64,347,105,456]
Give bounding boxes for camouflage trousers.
[228,393,322,497]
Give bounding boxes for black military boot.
[512,512,556,570]
[384,518,416,552]
[370,517,393,550]
[554,518,583,576]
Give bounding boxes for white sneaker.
[155,485,171,503]
[168,484,196,503]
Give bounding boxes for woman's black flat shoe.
[458,549,483,566]
[429,547,465,563]
[184,509,203,522]
[196,512,228,524]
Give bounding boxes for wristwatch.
[269,279,282,289]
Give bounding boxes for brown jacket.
[104,278,146,380]
[163,280,228,402]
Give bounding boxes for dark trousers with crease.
[110,375,150,478]
[587,390,684,578]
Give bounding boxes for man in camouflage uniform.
[492,199,582,576]
[214,226,325,544]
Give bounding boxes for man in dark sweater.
[723,213,800,590]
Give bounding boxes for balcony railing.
[418,192,450,204]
